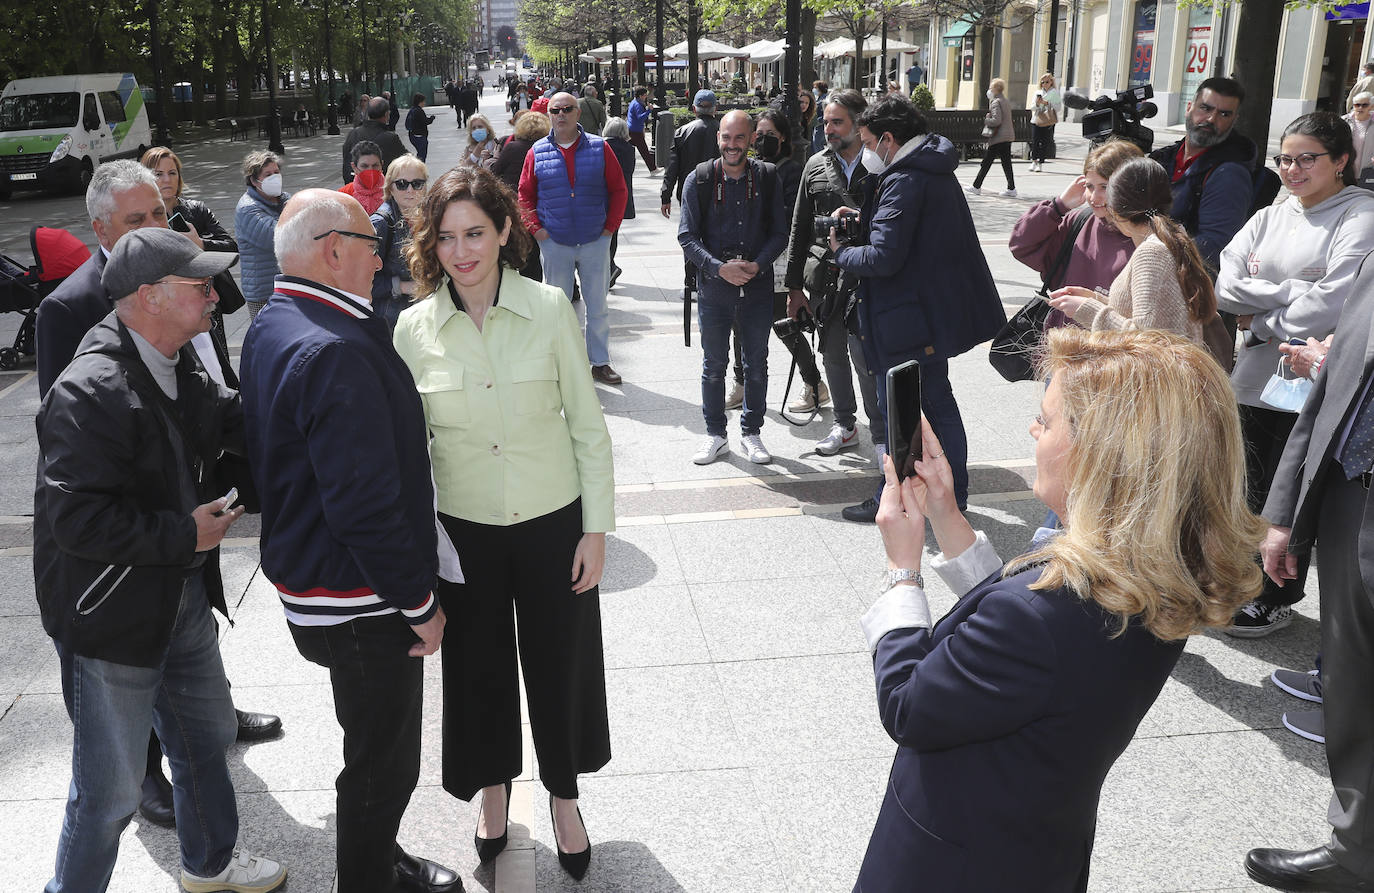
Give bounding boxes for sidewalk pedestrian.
[969,78,1016,197]
[626,86,658,173]
[394,166,614,883]
[235,150,290,319]
[603,116,635,289]
[370,155,429,329]
[1030,73,1060,172]
[579,85,607,135]
[461,114,499,168]
[405,93,436,162]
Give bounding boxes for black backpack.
[691,158,776,240]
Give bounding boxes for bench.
[925,109,1034,160]
[223,117,253,141]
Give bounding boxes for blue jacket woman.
[234,150,289,316]
[858,328,1268,892]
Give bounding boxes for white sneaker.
[1000,188,1018,197]
[816,424,859,456]
[693,434,729,465]
[966,185,981,195]
[724,381,744,410]
[182,849,287,893]
[788,383,818,413]
[740,433,772,464]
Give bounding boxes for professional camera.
[1063,84,1157,153]
[813,214,862,243]
[772,313,823,397]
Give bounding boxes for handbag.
[988,209,1092,382]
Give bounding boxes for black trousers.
[1240,403,1312,606]
[1030,124,1055,162]
[973,141,1015,190]
[1317,468,1374,876]
[290,616,423,893]
[438,499,611,801]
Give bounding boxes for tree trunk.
[213,26,229,120]
[633,31,648,85]
[853,19,864,90]
[976,24,994,108]
[801,7,818,87]
[688,0,700,97]
[1231,0,1284,153]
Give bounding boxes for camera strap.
[778,320,822,428]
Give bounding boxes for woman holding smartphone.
[393,166,614,881]
[859,327,1265,891]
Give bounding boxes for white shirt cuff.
[928,530,1002,597]
[861,584,933,652]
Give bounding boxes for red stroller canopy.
[31,227,92,282]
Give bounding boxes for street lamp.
[324,0,340,134]
[264,0,285,154]
[147,0,172,146]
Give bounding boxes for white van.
[0,73,152,199]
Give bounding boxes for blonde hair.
[466,114,495,153]
[513,111,551,142]
[1082,138,1143,179]
[1010,328,1266,641]
[383,155,428,202]
[990,78,1006,94]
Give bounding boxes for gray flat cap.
[102,227,239,300]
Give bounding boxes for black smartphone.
[886,360,923,481]
[167,211,188,232]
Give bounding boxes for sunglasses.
[1357,103,1371,108]
[313,229,382,255]
[549,106,577,115]
[393,178,427,191]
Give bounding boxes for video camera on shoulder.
[1063,84,1156,153]
[813,214,862,244]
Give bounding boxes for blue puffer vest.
[532,127,607,246]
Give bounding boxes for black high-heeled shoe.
[474,781,512,863]
[549,794,591,880]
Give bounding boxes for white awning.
[816,36,920,59]
[662,38,751,61]
[739,39,786,65]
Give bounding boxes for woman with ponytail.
[1047,156,1214,346]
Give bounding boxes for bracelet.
[1311,355,1325,379]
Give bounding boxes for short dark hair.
[1283,110,1358,186]
[1195,77,1244,105]
[825,89,867,125]
[855,95,927,145]
[351,140,382,165]
[634,86,648,98]
[367,96,389,119]
[756,108,793,159]
[1366,61,1374,74]
[412,93,425,105]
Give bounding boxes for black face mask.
[757,132,781,159]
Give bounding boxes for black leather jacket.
[662,115,720,205]
[34,314,243,667]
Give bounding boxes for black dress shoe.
[591,364,622,385]
[549,795,591,880]
[474,780,512,863]
[393,846,463,892]
[236,708,283,742]
[1245,845,1374,891]
[841,496,879,523]
[138,770,175,828]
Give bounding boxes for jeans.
[973,141,1015,190]
[874,355,969,506]
[700,289,772,436]
[820,321,880,433]
[541,234,612,366]
[289,616,423,893]
[47,571,238,893]
[409,134,429,162]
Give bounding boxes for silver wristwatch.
[878,568,924,594]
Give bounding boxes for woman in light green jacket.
[393,166,614,882]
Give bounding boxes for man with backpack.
[1148,78,1270,273]
[678,110,788,466]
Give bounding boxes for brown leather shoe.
[591,364,622,385]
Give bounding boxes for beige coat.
[984,95,1014,146]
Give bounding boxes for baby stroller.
[0,226,91,369]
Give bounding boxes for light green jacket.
[393,268,615,532]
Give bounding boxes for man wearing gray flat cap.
[35,227,288,893]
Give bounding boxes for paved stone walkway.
[0,80,1328,892]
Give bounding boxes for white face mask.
[986,89,995,100]
[258,173,283,197]
[862,141,889,174]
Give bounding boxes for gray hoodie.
[1216,185,1374,407]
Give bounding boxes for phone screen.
[885,360,923,481]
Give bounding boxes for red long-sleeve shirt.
[517,134,628,238]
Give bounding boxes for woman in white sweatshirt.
[1217,111,1374,636]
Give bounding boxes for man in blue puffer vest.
[518,91,629,385]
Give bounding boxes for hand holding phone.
[214,487,239,516]
[885,360,923,481]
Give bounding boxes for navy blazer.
[35,251,108,398]
[856,565,1184,893]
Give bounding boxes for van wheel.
[72,160,93,196]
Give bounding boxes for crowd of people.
[24,64,1374,893]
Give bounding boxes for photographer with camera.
[679,111,789,466]
[830,96,1003,517]
[783,89,882,468]
[1146,78,1256,273]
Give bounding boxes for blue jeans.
[541,234,612,367]
[699,289,771,436]
[873,355,970,507]
[409,134,429,161]
[47,571,238,893]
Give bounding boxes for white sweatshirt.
[1216,185,1374,408]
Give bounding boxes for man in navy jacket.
[832,96,1003,517]
[239,189,461,893]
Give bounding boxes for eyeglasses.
[1273,152,1331,170]
[157,278,214,298]
[313,229,382,255]
[549,105,577,115]
[393,178,427,191]
[1357,102,1372,108]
